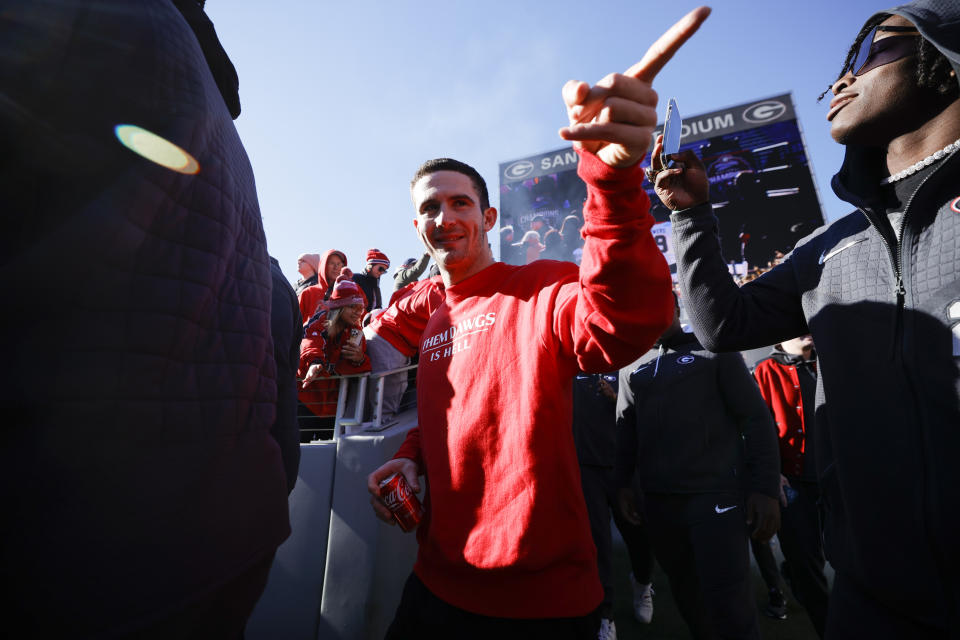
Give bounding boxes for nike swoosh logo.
[715,505,737,514]
[819,238,866,265]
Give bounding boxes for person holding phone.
[653,0,960,635]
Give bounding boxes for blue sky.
[206,1,888,287]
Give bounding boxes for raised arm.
[650,141,810,352]
[551,7,711,371]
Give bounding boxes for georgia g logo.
[950,196,960,213]
[742,100,787,124]
[503,160,534,181]
[677,355,695,365]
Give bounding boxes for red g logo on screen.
[504,160,535,181]
[742,100,787,124]
[950,197,960,213]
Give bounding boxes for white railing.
[298,363,419,441]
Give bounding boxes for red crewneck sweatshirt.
[393,149,673,619]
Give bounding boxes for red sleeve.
[368,277,445,357]
[554,149,674,372]
[388,282,417,307]
[393,426,422,469]
[298,285,325,326]
[298,317,328,377]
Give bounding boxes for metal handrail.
[298,363,419,441]
[367,363,419,431]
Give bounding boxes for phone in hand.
[661,97,682,169]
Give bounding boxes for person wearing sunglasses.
[654,1,960,637]
[352,248,391,313]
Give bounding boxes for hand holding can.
[368,457,422,531]
[379,472,424,532]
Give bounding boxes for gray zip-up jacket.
[614,332,779,499]
[672,0,960,626]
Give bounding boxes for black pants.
[385,573,601,640]
[580,465,654,618]
[778,477,829,638]
[644,492,760,640]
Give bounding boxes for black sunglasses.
[849,25,920,77]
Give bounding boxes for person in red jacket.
[752,335,829,638]
[297,270,370,439]
[297,248,347,324]
[365,8,709,638]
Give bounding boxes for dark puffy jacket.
[270,257,303,493]
[352,270,383,312]
[672,0,960,625]
[1,1,290,634]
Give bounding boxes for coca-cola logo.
[383,476,409,510]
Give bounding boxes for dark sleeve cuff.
[669,201,714,221]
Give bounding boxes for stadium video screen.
[498,93,825,274]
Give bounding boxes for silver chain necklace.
[880,138,960,185]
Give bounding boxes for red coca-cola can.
[378,472,424,532]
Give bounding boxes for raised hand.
[559,6,711,168]
[650,135,711,210]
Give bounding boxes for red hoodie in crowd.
[297,249,348,324]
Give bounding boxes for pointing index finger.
[625,6,711,83]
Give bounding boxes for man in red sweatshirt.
[367,8,709,637]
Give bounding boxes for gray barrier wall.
[247,416,419,639]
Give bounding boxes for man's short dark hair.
[411,158,490,212]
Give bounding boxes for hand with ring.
[649,133,711,211]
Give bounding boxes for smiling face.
[411,170,496,285]
[828,16,924,146]
[341,303,364,327]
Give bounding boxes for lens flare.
[114,124,199,174]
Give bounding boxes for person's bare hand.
[650,136,711,210]
[367,458,421,527]
[341,341,363,364]
[302,363,324,387]
[746,492,780,542]
[559,6,711,168]
[618,487,644,526]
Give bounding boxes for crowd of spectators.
[500,210,586,266]
[292,245,437,439]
